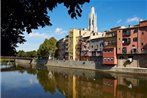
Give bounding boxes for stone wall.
[15,59,32,68]
[110,67,147,74]
[117,55,147,68]
[46,60,100,70]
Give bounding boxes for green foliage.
[2,0,90,56]
[17,50,26,57]
[26,50,38,57]
[37,37,57,58]
[17,50,37,57]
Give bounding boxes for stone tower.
[88,7,97,32]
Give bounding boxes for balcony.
[123,30,130,37]
[92,51,96,56]
[122,38,130,45]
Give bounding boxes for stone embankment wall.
[117,55,147,68]
[15,59,32,68]
[46,60,100,70]
[14,58,147,74]
[110,67,147,74]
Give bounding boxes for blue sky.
[16,0,147,51]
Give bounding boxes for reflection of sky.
[1,71,65,98]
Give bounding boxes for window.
[142,32,144,35]
[92,51,96,56]
[131,48,137,54]
[132,45,135,47]
[119,38,120,40]
[134,28,138,33]
[119,56,124,59]
[91,45,93,48]
[141,43,144,46]
[122,38,131,45]
[110,58,113,61]
[122,47,127,54]
[133,37,138,42]
[123,29,130,36]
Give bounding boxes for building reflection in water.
[34,67,147,98]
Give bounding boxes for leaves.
[37,37,57,58]
[1,0,90,56]
[17,50,37,57]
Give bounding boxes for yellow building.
[68,29,80,60]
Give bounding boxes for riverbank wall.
[46,60,101,70]
[15,59,32,68]
[46,60,147,74]
[14,58,147,74]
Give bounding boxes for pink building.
[103,20,147,66]
[117,20,147,55]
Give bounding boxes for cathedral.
[88,7,98,32]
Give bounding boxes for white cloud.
[127,17,142,23]
[29,32,49,39]
[117,19,122,24]
[55,27,66,35]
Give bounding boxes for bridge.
[1,56,33,68]
[0,56,33,60]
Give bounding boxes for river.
[1,63,147,98]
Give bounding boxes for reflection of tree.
[55,73,73,98]
[26,69,37,75]
[37,70,56,94]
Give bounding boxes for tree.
[37,37,57,58]
[1,0,90,56]
[26,50,37,57]
[17,50,37,57]
[17,50,26,57]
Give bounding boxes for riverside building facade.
[57,6,147,68]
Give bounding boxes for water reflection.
[1,65,147,98]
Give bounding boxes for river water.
[1,64,147,98]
